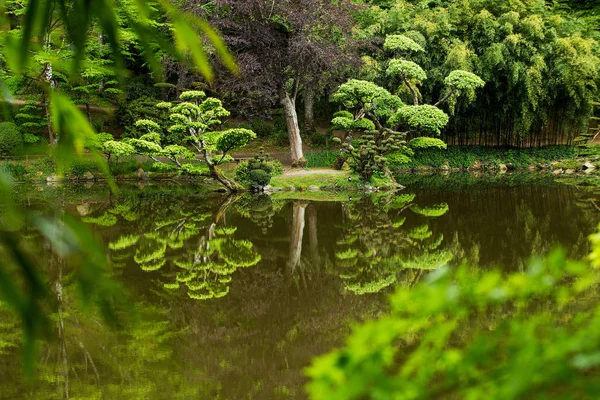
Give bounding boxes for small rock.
[136,168,149,180]
[452,167,461,173]
[83,171,94,180]
[46,174,61,182]
[583,162,596,171]
[565,169,575,175]
[498,163,508,172]
[552,169,563,176]
[440,161,451,171]
[469,160,482,171]
[528,165,537,172]
[36,187,44,192]
[263,185,274,194]
[308,185,320,192]
[76,203,91,216]
[35,171,44,177]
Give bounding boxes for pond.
[0,173,599,399]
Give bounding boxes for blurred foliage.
[307,225,600,399]
[0,0,237,376]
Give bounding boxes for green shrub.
[22,133,41,144]
[70,159,101,177]
[554,159,583,170]
[408,137,447,150]
[0,122,23,156]
[306,150,339,168]
[0,162,28,180]
[250,119,278,139]
[388,146,578,171]
[248,169,271,186]
[272,129,289,146]
[310,132,329,147]
[235,149,282,188]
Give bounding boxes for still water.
[0,174,598,399]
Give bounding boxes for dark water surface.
[0,174,599,399]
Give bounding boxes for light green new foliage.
[390,105,450,136]
[387,59,427,81]
[383,34,424,54]
[102,140,136,161]
[444,70,485,91]
[307,228,600,400]
[408,137,447,150]
[332,79,403,121]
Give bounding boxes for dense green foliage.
[0,122,22,155]
[354,0,600,145]
[235,149,284,189]
[388,145,578,170]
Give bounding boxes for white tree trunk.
[44,63,57,144]
[279,88,305,167]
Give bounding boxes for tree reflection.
[84,194,262,301]
[333,192,454,294]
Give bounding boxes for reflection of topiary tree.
[169,226,261,300]
[333,194,454,294]
[104,197,261,301]
[235,194,285,235]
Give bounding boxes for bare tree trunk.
[201,148,244,192]
[43,64,57,144]
[304,87,315,135]
[279,86,305,167]
[208,162,244,192]
[286,202,307,278]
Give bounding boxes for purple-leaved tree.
[188,0,361,166]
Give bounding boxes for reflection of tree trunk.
[303,87,315,135]
[307,204,321,272]
[215,193,242,223]
[286,202,307,277]
[54,258,69,400]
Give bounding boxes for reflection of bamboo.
[307,204,321,272]
[286,202,307,278]
[54,257,70,400]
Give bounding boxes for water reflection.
[1,177,598,399]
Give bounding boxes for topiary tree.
[235,148,284,191]
[0,122,23,156]
[126,91,257,192]
[330,35,484,180]
[14,101,46,144]
[330,80,410,182]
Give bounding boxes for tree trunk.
[201,148,244,192]
[208,163,244,192]
[44,63,57,144]
[279,87,305,167]
[304,87,315,135]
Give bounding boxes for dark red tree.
[187,0,361,166]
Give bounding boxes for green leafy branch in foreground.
[0,0,237,376]
[307,226,600,400]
